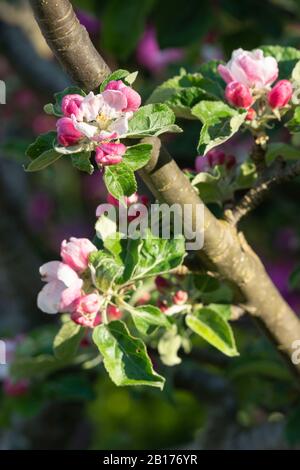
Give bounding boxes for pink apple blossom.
[173,290,188,305]
[107,305,122,320]
[225,81,253,108]
[37,261,83,314]
[95,142,126,166]
[105,80,141,112]
[56,117,83,146]
[61,94,84,118]
[71,293,102,328]
[218,48,278,89]
[60,237,97,273]
[267,79,293,108]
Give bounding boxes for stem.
[29,0,300,376]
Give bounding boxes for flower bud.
[246,107,256,121]
[56,117,82,147]
[107,305,122,320]
[61,237,97,273]
[267,79,293,109]
[71,293,102,328]
[95,142,126,166]
[173,290,188,305]
[225,81,253,108]
[61,94,84,118]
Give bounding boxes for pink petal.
[102,89,128,112]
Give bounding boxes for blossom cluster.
[218,48,293,118]
[56,80,141,166]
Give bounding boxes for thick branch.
[29,0,300,374]
[30,0,110,91]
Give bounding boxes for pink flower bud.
[107,305,122,320]
[61,94,84,118]
[225,81,253,108]
[56,117,82,147]
[60,237,97,273]
[95,142,126,166]
[267,79,293,109]
[135,292,151,306]
[71,293,102,328]
[173,290,188,305]
[106,192,139,207]
[105,80,141,112]
[246,107,256,121]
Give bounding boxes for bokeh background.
[1,0,300,450]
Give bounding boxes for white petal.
[80,92,103,122]
[73,120,98,139]
[56,263,80,287]
[108,115,129,137]
[39,261,63,282]
[37,281,65,314]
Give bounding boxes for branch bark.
[29,0,300,374]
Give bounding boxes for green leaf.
[127,104,182,138]
[120,230,186,284]
[192,101,247,155]
[25,149,62,172]
[26,131,57,160]
[260,45,300,79]
[266,143,300,166]
[102,0,154,60]
[292,61,300,81]
[207,303,232,320]
[186,307,238,357]
[99,69,130,92]
[158,325,182,366]
[147,69,222,119]
[234,160,258,189]
[125,303,171,336]
[286,107,300,133]
[104,162,137,201]
[92,320,165,388]
[89,251,124,292]
[198,60,226,92]
[71,151,94,174]
[53,321,84,361]
[122,144,152,171]
[192,166,223,204]
[11,355,67,380]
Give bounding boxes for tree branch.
[230,159,300,225]
[29,0,300,375]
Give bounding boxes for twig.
[231,160,300,225]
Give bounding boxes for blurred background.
[1,0,300,450]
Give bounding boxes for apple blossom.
[56,117,83,147]
[95,142,126,166]
[61,94,84,118]
[173,290,188,305]
[105,80,141,112]
[195,150,236,173]
[218,48,278,89]
[107,305,123,320]
[37,261,83,314]
[60,237,97,273]
[71,293,102,328]
[246,107,256,121]
[267,79,293,108]
[225,81,253,108]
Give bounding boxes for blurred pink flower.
[76,9,101,36]
[136,26,184,74]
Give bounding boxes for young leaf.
[158,325,182,366]
[186,307,238,357]
[126,104,182,138]
[71,151,94,174]
[120,230,186,284]
[99,69,130,92]
[192,101,247,155]
[124,303,171,336]
[122,144,152,171]
[147,69,222,119]
[92,320,165,389]
[233,160,258,189]
[25,149,62,172]
[89,251,124,292]
[26,131,57,160]
[286,107,300,133]
[53,321,84,361]
[104,162,137,201]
